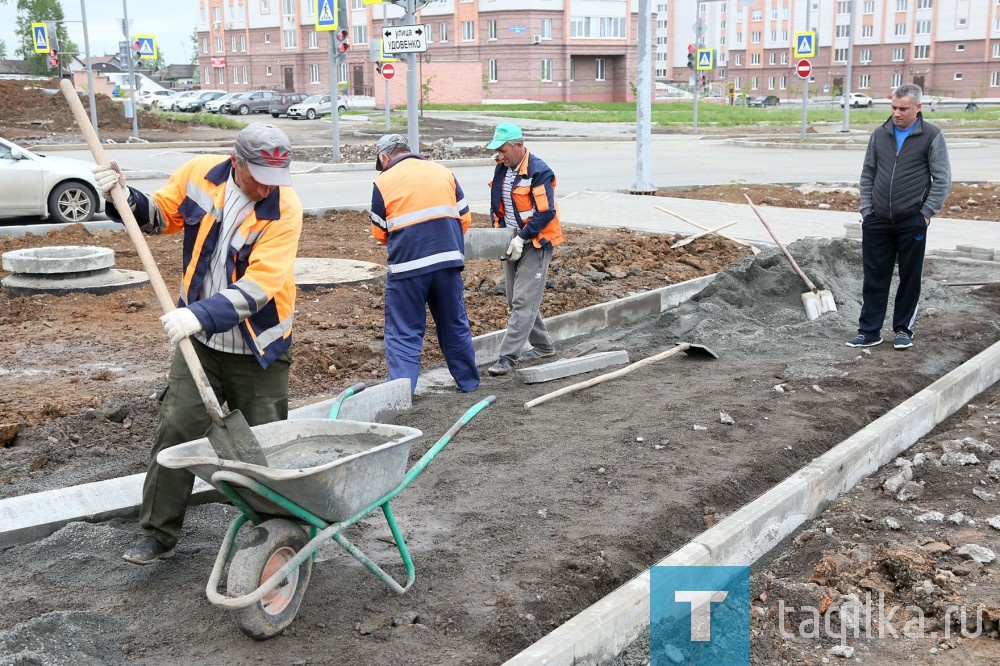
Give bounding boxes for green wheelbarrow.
[157,394,495,639]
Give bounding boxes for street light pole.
[80,0,98,131]
[630,0,654,194]
[841,0,856,132]
[122,0,138,141]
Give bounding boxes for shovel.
[59,80,268,467]
[524,343,717,409]
[743,194,837,321]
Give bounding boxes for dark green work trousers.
[139,339,290,549]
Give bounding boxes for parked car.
[158,90,201,112]
[841,92,874,108]
[0,136,104,224]
[747,95,780,107]
[227,90,276,115]
[269,92,306,118]
[136,89,177,110]
[204,92,241,114]
[216,92,247,114]
[286,94,348,120]
[176,90,226,112]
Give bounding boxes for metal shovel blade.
[206,409,269,467]
[677,342,719,359]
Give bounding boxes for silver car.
[158,90,201,112]
[0,137,105,224]
[286,94,348,120]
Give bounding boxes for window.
[779,75,786,89]
[488,19,497,40]
[309,31,318,49]
[992,71,1000,87]
[303,0,313,18]
[954,72,963,80]
[282,0,294,17]
[339,62,348,84]
[914,44,930,58]
[734,76,741,89]
[836,25,850,38]
[751,9,761,20]
[895,23,907,36]
[751,53,760,64]
[994,44,1000,58]
[864,1,875,13]
[266,66,272,76]
[769,30,776,41]
[310,64,320,83]
[860,48,872,62]
[440,22,448,42]
[353,0,364,7]
[891,73,901,86]
[956,44,965,52]
[837,1,850,13]
[217,67,224,84]
[768,53,776,65]
[767,76,774,89]
[896,0,908,10]
[917,0,932,6]
[734,53,742,65]
[264,33,270,44]
[596,58,606,80]
[202,37,208,54]
[862,25,873,37]
[541,18,552,39]
[750,76,758,90]
[834,48,848,61]
[859,74,870,88]
[426,24,433,43]
[240,35,246,51]
[488,59,497,82]
[916,20,931,34]
[260,0,269,13]
[735,31,743,43]
[570,59,575,81]
[283,29,296,48]
[541,59,552,82]
[462,21,475,41]
[232,65,237,82]
[893,47,905,60]
[569,16,626,38]
[751,31,760,43]
[215,36,223,52]
[242,65,248,84]
[231,36,237,52]
[780,52,787,64]
[352,24,368,45]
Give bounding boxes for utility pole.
[80,1,98,131]
[122,0,138,141]
[800,0,811,140]
[403,0,420,151]
[841,0,856,132]
[630,0,654,194]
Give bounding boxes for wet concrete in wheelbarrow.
[3,239,1000,665]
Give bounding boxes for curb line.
[504,339,1000,665]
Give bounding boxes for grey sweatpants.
[498,243,554,361]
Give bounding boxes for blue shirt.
[894,122,916,153]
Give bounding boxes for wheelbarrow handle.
[328,382,366,420]
[400,395,495,488]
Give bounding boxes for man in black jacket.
[847,84,951,350]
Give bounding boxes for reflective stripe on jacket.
[489,149,564,249]
[111,155,303,368]
[370,154,471,280]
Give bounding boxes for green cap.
[487,122,523,150]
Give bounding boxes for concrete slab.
[293,257,386,289]
[465,227,515,261]
[515,351,630,384]
[504,337,1000,666]
[288,378,412,423]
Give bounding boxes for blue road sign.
[135,35,157,60]
[793,31,816,58]
[32,22,48,53]
[696,48,714,71]
[316,0,337,31]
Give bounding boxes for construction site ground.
[2,89,1000,664]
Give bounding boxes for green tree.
[0,39,7,59]
[14,0,78,75]
[189,29,198,65]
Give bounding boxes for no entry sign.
[381,63,395,80]
[796,59,812,80]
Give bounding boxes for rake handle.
[742,194,819,294]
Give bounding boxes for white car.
[158,90,201,112]
[0,136,105,224]
[286,94,348,120]
[136,89,177,110]
[204,92,241,114]
[841,92,874,108]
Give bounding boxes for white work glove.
[505,235,525,262]
[160,308,203,345]
[91,161,126,202]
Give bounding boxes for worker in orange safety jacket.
[369,134,480,394]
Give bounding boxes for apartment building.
[195,1,1000,104]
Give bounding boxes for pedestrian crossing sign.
[696,48,714,71]
[793,31,816,58]
[315,0,338,31]
[32,22,49,53]
[135,35,157,60]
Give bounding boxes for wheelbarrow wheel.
[227,519,313,640]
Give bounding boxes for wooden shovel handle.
[742,193,819,294]
[59,80,225,421]
[525,344,689,409]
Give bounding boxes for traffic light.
[335,29,350,55]
[48,48,59,69]
[701,75,707,88]
[686,44,696,71]
[132,40,143,66]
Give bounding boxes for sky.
[0,0,197,66]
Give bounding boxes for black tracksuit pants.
[858,212,927,339]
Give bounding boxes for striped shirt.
[502,168,519,229]
[196,173,255,355]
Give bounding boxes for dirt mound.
[0,79,189,143]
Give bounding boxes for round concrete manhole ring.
[294,258,387,290]
[1,246,116,275]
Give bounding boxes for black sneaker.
[487,357,516,376]
[519,347,556,361]
[893,331,913,349]
[123,536,174,565]
[845,334,883,348]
